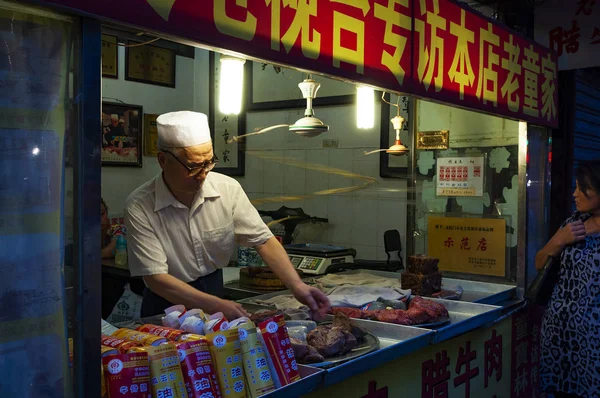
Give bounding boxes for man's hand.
[214,299,250,320]
[290,282,330,321]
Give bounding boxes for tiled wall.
[237,105,408,262]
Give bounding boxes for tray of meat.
[331,296,450,327]
[292,314,379,368]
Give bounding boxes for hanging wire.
[381,91,402,116]
[101,34,160,48]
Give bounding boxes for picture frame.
[101,34,118,79]
[380,94,411,178]
[125,41,176,88]
[143,113,159,156]
[208,52,245,176]
[101,102,143,167]
[246,61,355,111]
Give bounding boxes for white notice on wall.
[436,156,484,197]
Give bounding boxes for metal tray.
[315,270,515,305]
[238,291,502,344]
[418,297,502,343]
[412,317,450,328]
[261,364,324,398]
[303,322,380,368]
[318,316,434,386]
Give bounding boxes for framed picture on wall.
[101,102,143,167]
[380,94,411,178]
[125,41,176,88]
[209,52,245,176]
[144,113,159,156]
[101,34,118,79]
[246,61,355,111]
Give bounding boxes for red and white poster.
[436,157,485,197]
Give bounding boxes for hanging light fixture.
[219,56,246,115]
[364,92,409,156]
[356,85,375,129]
[386,112,409,156]
[289,76,329,137]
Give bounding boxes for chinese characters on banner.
[427,216,506,277]
[436,157,484,197]
[535,0,600,70]
[510,305,544,398]
[413,0,557,127]
[40,0,558,128]
[304,317,512,398]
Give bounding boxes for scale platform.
[285,243,354,275]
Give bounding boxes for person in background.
[101,198,126,259]
[125,111,330,320]
[536,160,600,398]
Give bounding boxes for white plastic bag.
[106,283,142,324]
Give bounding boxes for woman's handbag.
[525,255,560,305]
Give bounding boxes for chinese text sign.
[428,216,506,277]
[41,0,558,127]
[535,0,600,70]
[436,156,484,197]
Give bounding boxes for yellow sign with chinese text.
[144,113,159,156]
[427,216,506,277]
[306,317,512,398]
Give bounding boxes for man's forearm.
[143,273,221,312]
[255,237,303,289]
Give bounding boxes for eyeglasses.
[164,150,219,177]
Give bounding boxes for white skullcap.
[157,111,211,149]
[110,114,118,120]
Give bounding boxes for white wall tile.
[377,198,407,252]
[262,150,285,194]
[305,149,330,194]
[284,149,307,195]
[353,160,379,198]
[351,198,378,247]
[352,244,377,260]
[244,150,264,193]
[328,148,354,193]
[327,195,354,243]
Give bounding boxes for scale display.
[288,254,353,275]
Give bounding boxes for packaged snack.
[238,323,275,397]
[204,317,229,334]
[180,309,209,335]
[137,324,185,341]
[178,333,205,342]
[207,328,246,398]
[228,317,250,329]
[258,315,300,388]
[163,304,187,328]
[102,352,151,397]
[143,344,188,398]
[112,328,168,346]
[102,335,142,354]
[101,345,119,357]
[175,339,222,398]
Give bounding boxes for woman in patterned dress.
[537,161,600,398]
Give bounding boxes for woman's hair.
[576,160,600,197]
[101,197,108,212]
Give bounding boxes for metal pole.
[73,17,102,398]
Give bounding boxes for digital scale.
[285,243,355,275]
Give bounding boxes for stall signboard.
[534,0,600,70]
[427,216,506,277]
[436,156,484,197]
[306,317,512,398]
[41,0,558,128]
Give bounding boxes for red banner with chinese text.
[413,0,558,128]
[42,0,558,127]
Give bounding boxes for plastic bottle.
[115,235,128,267]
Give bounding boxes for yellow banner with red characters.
[427,216,507,277]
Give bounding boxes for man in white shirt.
[125,111,330,319]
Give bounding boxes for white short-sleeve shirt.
[124,172,273,282]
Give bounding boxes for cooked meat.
[250,309,283,324]
[405,307,430,325]
[304,345,325,363]
[409,296,449,319]
[331,307,364,319]
[291,336,325,364]
[291,341,309,358]
[364,309,412,325]
[340,330,358,354]
[306,325,347,357]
